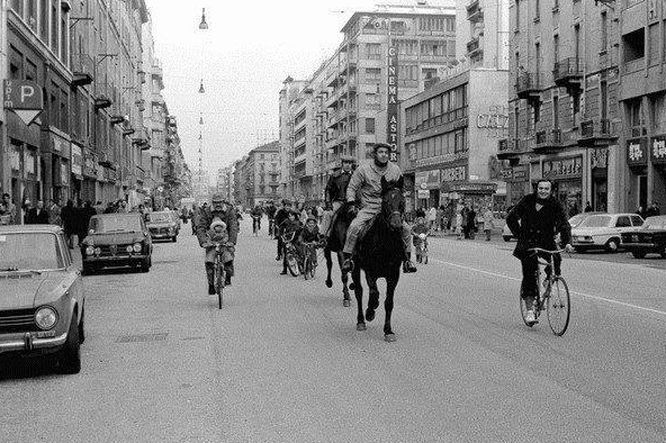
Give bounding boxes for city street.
[1,217,665,442]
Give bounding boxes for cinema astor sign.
[387,45,399,162]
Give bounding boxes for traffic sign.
[3,79,44,125]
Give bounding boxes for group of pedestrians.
[636,201,661,219]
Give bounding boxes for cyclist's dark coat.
[325,170,353,204]
[506,193,571,260]
[196,205,238,246]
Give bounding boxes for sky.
[144,0,422,175]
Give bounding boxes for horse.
[351,176,406,342]
[323,203,355,307]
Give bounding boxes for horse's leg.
[353,267,366,331]
[364,272,380,323]
[324,247,333,288]
[383,267,400,342]
[338,252,351,307]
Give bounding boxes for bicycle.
[520,247,571,336]
[268,218,275,237]
[414,233,429,264]
[212,242,231,309]
[252,216,261,236]
[281,232,300,277]
[302,241,318,280]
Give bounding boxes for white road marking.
[432,258,666,318]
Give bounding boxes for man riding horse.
[341,143,417,274]
[320,155,355,243]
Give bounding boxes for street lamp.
[199,8,208,30]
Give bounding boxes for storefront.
[415,169,442,209]
[51,133,71,203]
[627,138,649,211]
[542,155,583,217]
[589,147,609,212]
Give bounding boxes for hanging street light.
[199,79,205,93]
[199,114,204,125]
[199,8,208,30]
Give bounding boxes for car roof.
[0,224,63,234]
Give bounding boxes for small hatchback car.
[146,210,179,242]
[0,225,85,374]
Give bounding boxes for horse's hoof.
[365,309,375,322]
[349,282,355,291]
[356,323,366,331]
[325,279,333,288]
[343,299,350,307]
[384,334,397,343]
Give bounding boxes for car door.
[56,232,82,320]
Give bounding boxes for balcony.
[553,57,583,91]
[466,0,483,22]
[70,53,94,86]
[94,83,113,109]
[515,72,541,101]
[579,119,616,147]
[466,37,481,57]
[132,128,151,150]
[534,128,562,152]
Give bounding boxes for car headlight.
[85,246,95,256]
[133,243,142,253]
[126,245,134,253]
[35,306,58,330]
[584,236,593,241]
[94,247,101,255]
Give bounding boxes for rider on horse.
[341,143,417,274]
[320,155,355,243]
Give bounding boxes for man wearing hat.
[196,193,238,293]
[273,199,293,261]
[320,155,355,242]
[342,143,417,274]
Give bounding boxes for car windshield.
[90,215,142,233]
[568,214,586,227]
[579,215,612,228]
[149,213,171,223]
[0,233,61,271]
[644,216,666,229]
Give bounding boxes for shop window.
[623,29,645,64]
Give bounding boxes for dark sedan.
[80,213,153,274]
[146,211,179,242]
[621,215,666,259]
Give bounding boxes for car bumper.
[0,331,68,355]
[622,242,657,249]
[83,254,149,266]
[150,233,174,238]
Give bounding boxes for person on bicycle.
[506,179,574,323]
[411,216,430,261]
[278,209,302,275]
[297,215,321,269]
[341,143,417,274]
[274,200,293,261]
[250,204,263,233]
[265,200,277,235]
[320,155,355,243]
[196,194,238,293]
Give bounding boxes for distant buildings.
[227,141,280,208]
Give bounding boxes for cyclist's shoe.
[402,260,417,273]
[280,269,288,275]
[341,258,354,273]
[524,309,536,323]
[275,254,281,261]
[225,275,232,286]
[208,284,215,295]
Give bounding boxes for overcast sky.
[144,0,424,175]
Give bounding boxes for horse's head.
[381,176,405,231]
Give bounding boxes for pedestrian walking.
[26,200,49,224]
[646,201,660,218]
[47,199,62,226]
[482,206,494,241]
[466,206,477,239]
[1,193,17,225]
[584,201,593,212]
[427,206,437,231]
[455,209,464,240]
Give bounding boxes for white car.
[572,213,644,252]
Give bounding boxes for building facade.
[215,165,234,203]
[279,2,457,203]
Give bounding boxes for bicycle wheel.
[215,261,224,309]
[286,253,300,276]
[309,258,316,279]
[546,277,570,336]
[303,257,311,280]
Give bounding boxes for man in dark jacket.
[26,200,49,224]
[273,200,293,261]
[196,193,238,293]
[506,180,574,324]
[320,155,355,240]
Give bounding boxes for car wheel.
[141,258,151,273]
[82,263,94,275]
[503,236,511,242]
[605,238,619,253]
[59,313,81,374]
[631,250,647,259]
[172,236,177,243]
[78,307,85,344]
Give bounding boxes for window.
[27,0,37,31]
[51,1,58,52]
[423,68,438,80]
[648,23,659,66]
[365,118,375,134]
[399,65,418,81]
[630,215,644,226]
[623,29,645,64]
[600,81,608,120]
[574,24,580,63]
[365,68,381,82]
[40,0,48,41]
[60,16,67,64]
[10,0,23,15]
[366,43,381,60]
[615,216,631,227]
[601,12,608,52]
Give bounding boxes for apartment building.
[501,0,623,212]
[233,141,280,208]
[279,2,457,203]
[215,166,234,203]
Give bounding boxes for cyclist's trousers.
[205,261,233,285]
[520,252,561,299]
[253,217,261,232]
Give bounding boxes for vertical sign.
[387,45,399,162]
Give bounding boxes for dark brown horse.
[323,204,355,307]
[351,176,406,342]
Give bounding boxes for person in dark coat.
[466,206,477,239]
[61,200,76,248]
[646,201,661,218]
[79,201,97,240]
[26,200,49,224]
[273,200,293,261]
[506,180,574,324]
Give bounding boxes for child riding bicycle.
[411,216,430,263]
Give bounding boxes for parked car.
[0,225,85,374]
[620,215,666,259]
[571,213,644,252]
[81,213,153,274]
[568,211,605,229]
[146,211,179,242]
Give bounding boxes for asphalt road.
[1,217,664,442]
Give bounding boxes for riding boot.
[341,252,354,273]
[205,263,215,294]
[402,253,417,273]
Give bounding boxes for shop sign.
[441,165,467,182]
[448,182,497,193]
[52,134,71,158]
[590,148,608,169]
[417,189,430,199]
[71,144,83,176]
[500,168,513,180]
[24,150,36,175]
[627,138,647,166]
[414,151,468,168]
[650,135,666,164]
[415,170,441,190]
[542,156,582,180]
[512,165,528,181]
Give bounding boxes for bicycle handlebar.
[527,247,567,255]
